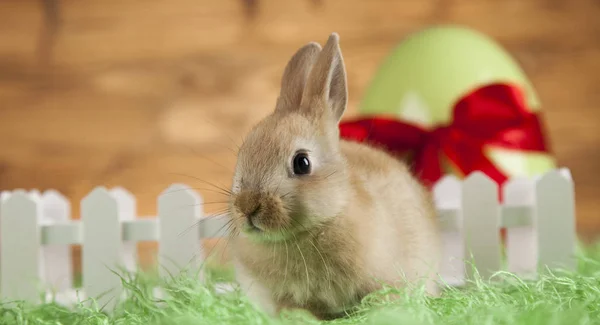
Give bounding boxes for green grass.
[2,242,600,325]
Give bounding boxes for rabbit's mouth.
[240,211,297,242]
[240,210,313,243]
[242,222,312,243]
[245,219,262,233]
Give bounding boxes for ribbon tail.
[413,143,445,189]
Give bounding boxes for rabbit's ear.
[275,42,322,114]
[301,33,348,123]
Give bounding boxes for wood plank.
[0,1,43,61]
[443,0,600,50]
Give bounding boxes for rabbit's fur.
[228,33,441,320]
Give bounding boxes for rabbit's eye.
[292,152,311,175]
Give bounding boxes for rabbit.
[227,33,442,320]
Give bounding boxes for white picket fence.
[0,169,576,309]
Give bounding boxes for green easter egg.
[360,25,555,178]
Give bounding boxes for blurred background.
[1,0,599,271]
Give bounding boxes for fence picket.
[433,175,464,286]
[503,178,536,276]
[559,168,573,180]
[536,171,576,271]
[158,184,203,278]
[40,190,73,292]
[462,172,501,280]
[110,187,137,272]
[81,187,123,310]
[0,191,41,302]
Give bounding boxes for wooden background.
[1,0,599,271]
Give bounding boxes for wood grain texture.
[1,0,599,272]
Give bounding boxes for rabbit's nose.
[235,191,264,231]
[247,203,261,218]
[246,203,262,230]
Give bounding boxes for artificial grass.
[2,243,600,325]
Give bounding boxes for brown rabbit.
[228,33,441,320]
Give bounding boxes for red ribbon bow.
[339,83,551,188]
